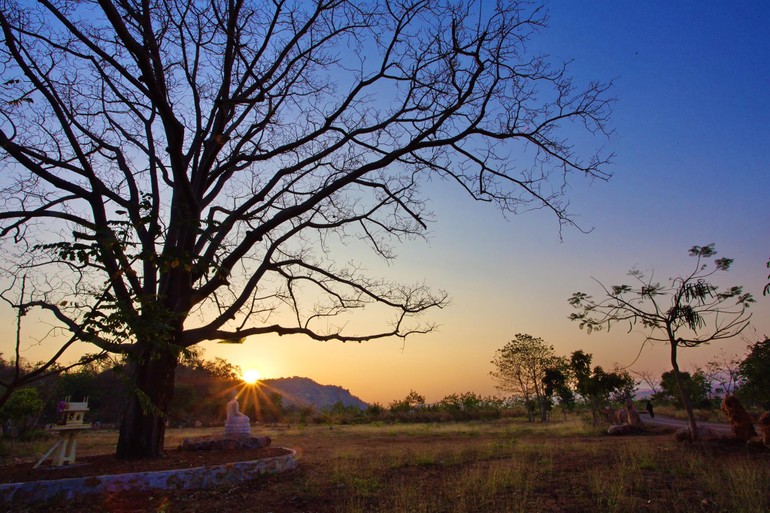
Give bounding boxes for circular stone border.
[0,447,297,505]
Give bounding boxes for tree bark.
[670,341,699,441]
[115,345,179,459]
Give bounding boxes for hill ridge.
[261,376,368,410]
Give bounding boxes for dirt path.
[643,413,732,435]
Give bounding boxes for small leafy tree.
[389,390,425,413]
[490,334,559,422]
[653,370,710,408]
[569,350,632,425]
[569,244,753,440]
[0,387,44,439]
[737,338,770,410]
[609,367,637,403]
[542,364,574,419]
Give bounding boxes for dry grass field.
[3,418,769,513]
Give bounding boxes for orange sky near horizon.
[1,176,767,406]
[204,188,770,405]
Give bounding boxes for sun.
[241,369,261,385]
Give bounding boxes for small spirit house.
[35,397,91,468]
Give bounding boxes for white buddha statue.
[224,393,251,438]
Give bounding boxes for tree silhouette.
[490,333,560,422]
[0,0,612,457]
[569,244,753,440]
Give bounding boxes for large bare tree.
[0,0,611,458]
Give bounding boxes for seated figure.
[224,394,251,438]
[625,398,642,427]
[721,395,756,442]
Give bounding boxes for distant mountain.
[261,376,368,410]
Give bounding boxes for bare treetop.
[1,0,614,458]
[0,0,611,355]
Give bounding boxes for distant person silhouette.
[646,400,654,418]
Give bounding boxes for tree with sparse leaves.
[490,333,560,422]
[0,0,612,458]
[569,244,753,440]
[703,350,742,399]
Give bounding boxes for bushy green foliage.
[654,370,711,408]
[436,392,505,421]
[54,363,127,424]
[308,391,508,425]
[388,390,426,413]
[168,356,243,426]
[314,401,367,425]
[365,402,385,417]
[737,338,770,409]
[0,387,44,439]
[569,350,635,424]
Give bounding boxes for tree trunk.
[524,395,535,422]
[115,345,179,459]
[588,397,602,427]
[670,342,699,441]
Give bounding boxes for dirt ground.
[2,422,767,513]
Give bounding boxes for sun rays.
[222,378,296,423]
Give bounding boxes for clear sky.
[2,1,768,405]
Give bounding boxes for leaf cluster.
[568,244,753,347]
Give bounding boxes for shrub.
[0,387,44,439]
